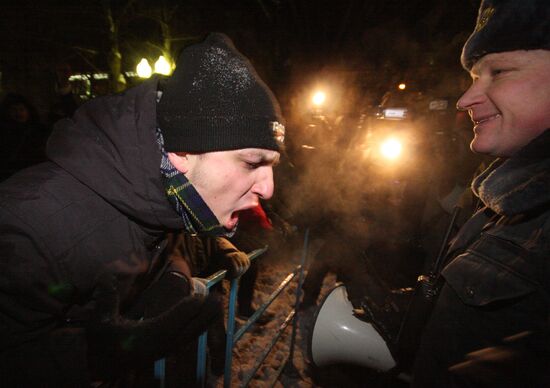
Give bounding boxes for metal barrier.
[200,246,268,387]
[155,229,310,387]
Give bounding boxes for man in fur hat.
[411,0,550,386]
[0,33,284,386]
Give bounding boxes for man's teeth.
[476,114,500,124]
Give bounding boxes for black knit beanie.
[157,33,285,153]
[461,0,550,70]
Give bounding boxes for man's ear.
[167,152,190,174]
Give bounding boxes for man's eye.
[491,68,507,77]
[245,161,261,169]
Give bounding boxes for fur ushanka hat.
[461,0,550,70]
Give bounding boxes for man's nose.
[252,167,274,200]
[456,82,485,112]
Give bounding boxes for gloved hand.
[86,273,222,380]
[345,280,371,310]
[127,270,191,319]
[346,269,411,346]
[352,293,403,345]
[344,268,389,310]
[191,277,209,296]
[224,251,250,279]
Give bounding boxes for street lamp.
[136,58,152,78]
[154,56,172,75]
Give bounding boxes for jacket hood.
[46,77,184,230]
[472,129,550,216]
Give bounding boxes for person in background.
[0,33,285,387]
[47,62,81,127]
[229,203,275,319]
[412,0,550,386]
[0,93,50,180]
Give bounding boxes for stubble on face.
[182,149,279,229]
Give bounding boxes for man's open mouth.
[226,211,240,230]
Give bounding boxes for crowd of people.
[1,0,549,386]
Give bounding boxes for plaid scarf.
[156,128,234,237]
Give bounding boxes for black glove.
[346,271,411,346]
[344,266,390,310]
[353,293,404,345]
[86,273,222,379]
[126,270,191,319]
[224,251,250,279]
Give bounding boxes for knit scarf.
[156,128,234,237]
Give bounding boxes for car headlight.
[379,138,403,160]
[311,91,326,106]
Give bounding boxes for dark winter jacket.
[0,78,189,385]
[413,129,550,386]
[443,130,550,306]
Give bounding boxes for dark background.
[0,0,479,119]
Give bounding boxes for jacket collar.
[47,77,184,230]
[472,129,550,216]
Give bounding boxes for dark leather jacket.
[412,130,550,387]
[443,130,550,311]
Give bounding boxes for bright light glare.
[312,91,326,106]
[154,55,172,75]
[380,138,402,160]
[136,58,152,78]
[398,83,406,90]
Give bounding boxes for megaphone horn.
[308,284,397,372]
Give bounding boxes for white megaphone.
[308,284,397,372]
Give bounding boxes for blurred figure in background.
[230,202,294,319]
[0,93,50,180]
[47,62,80,127]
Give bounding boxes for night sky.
[0,1,480,114]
